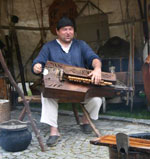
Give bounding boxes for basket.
[0,100,10,123]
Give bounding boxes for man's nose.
[66,30,70,34]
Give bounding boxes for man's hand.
[33,63,42,74]
[88,68,101,84]
[88,59,102,85]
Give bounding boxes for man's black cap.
[56,16,75,30]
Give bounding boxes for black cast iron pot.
[0,120,32,152]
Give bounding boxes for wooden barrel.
[109,147,150,159]
[0,77,8,99]
[0,100,10,123]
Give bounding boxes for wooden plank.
[90,135,150,153]
[18,95,41,103]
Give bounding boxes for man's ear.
[56,29,59,35]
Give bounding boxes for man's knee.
[92,97,102,107]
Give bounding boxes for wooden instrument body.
[43,61,122,103]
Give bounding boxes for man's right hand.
[33,63,42,74]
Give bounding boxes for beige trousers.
[41,94,102,127]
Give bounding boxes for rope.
[124,0,130,39]
[6,0,14,23]
[119,0,129,40]
[77,0,105,16]
[32,0,42,38]
[39,0,46,44]
[0,0,2,26]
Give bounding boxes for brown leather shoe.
[46,135,61,147]
[80,124,92,134]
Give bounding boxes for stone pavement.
[1,107,150,159]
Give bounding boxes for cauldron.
[109,133,150,159]
[0,120,32,152]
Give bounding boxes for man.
[32,16,102,147]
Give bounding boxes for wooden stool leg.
[19,101,31,121]
[102,97,106,113]
[80,104,101,137]
[72,103,80,125]
[18,105,27,120]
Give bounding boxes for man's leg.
[84,97,102,120]
[80,97,102,134]
[41,94,60,146]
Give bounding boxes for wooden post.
[12,28,28,95]
[72,103,80,125]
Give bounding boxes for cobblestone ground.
[1,108,150,159]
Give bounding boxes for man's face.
[56,26,74,43]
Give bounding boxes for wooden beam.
[0,18,144,31]
[109,18,145,27]
[0,25,50,31]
